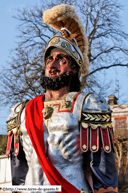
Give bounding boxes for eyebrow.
[46,55,53,61]
[46,54,70,62]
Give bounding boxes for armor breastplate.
[43,92,90,192]
[6,92,118,193]
[20,92,90,192]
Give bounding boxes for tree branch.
[86,63,128,77]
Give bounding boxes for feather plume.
[43,4,89,76]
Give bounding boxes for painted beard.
[40,70,81,92]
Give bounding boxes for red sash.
[25,95,80,193]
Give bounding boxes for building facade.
[108,95,128,192]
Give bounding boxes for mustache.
[40,70,81,92]
[49,68,60,73]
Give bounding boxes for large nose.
[47,59,60,69]
[45,59,60,76]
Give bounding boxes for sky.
[0,0,128,134]
[0,0,42,134]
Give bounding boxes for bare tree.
[0,0,128,105]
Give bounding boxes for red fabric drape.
[25,95,80,193]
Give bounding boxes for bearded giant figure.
[6,4,118,193]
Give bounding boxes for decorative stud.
[42,107,53,119]
[14,136,19,143]
[81,188,87,193]
[92,145,97,150]
[105,146,109,151]
[82,144,87,150]
[6,150,9,154]
[81,122,88,128]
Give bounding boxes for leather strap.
[6,132,13,157]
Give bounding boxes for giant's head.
[41,4,89,91]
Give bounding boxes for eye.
[59,58,67,65]
[46,59,52,65]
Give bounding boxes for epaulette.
[6,100,30,157]
[79,96,114,153]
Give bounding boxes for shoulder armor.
[6,100,30,134]
[80,93,111,124]
[6,100,30,157]
[80,93,114,154]
[82,93,111,113]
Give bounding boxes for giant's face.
[45,51,77,77]
[40,51,80,91]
